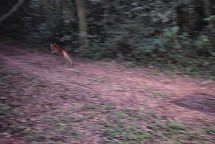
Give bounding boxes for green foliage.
[204,15,215,23]
[105,125,151,143]
[163,26,179,38]
[166,122,187,131]
[104,110,152,143]
[0,103,12,115]
[205,125,215,134]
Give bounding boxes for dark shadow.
[173,93,215,115]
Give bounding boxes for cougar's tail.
[62,50,73,65]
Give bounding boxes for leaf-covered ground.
[0,43,214,144]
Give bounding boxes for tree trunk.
[0,0,25,23]
[56,0,63,17]
[55,0,64,31]
[202,0,213,28]
[103,0,110,43]
[75,0,88,53]
[202,0,211,18]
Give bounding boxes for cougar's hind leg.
[63,56,68,65]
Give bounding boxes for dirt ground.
[0,43,214,144]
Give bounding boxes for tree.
[0,0,25,23]
[202,0,211,18]
[75,0,88,53]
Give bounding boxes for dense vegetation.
[0,0,214,76]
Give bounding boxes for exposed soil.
[0,42,214,144]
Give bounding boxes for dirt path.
[0,43,215,144]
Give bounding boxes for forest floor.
[0,42,215,144]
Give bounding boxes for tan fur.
[50,43,73,66]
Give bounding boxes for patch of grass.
[205,125,215,134]
[166,122,187,131]
[104,124,151,143]
[91,76,106,83]
[150,121,208,143]
[103,108,211,144]
[23,116,80,143]
[25,131,47,142]
[100,105,115,111]
[114,111,127,119]
[83,104,115,111]
[8,124,27,134]
[152,91,170,98]
[138,86,170,99]
[104,109,151,143]
[11,108,25,117]
[0,103,12,115]
[113,109,145,122]
[0,77,5,84]
[153,121,188,137]
[162,122,188,140]
[40,115,80,138]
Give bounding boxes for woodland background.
[0,0,214,76]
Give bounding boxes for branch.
[0,0,26,23]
